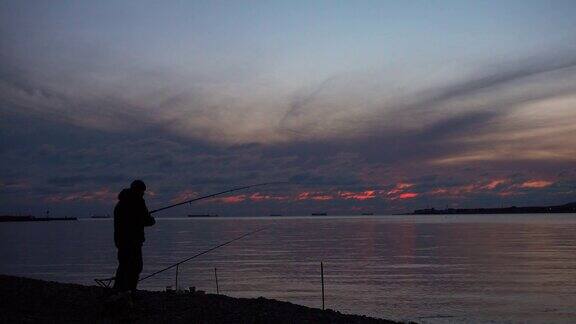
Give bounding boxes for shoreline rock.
[0,275,401,323]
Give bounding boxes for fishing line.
[95,182,285,287]
[139,183,287,281]
[138,226,269,282]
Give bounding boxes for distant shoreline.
[411,202,576,215]
[0,215,77,223]
[0,275,399,323]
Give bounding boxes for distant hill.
[413,202,576,215]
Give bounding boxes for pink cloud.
[520,180,553,189]
[170,189,198,203]
[44,187,115,203]
[429,188,449,195]
[339,190,376,200]
[397,183,414,189]
[386,183,419,200]
[481,179,508,190]
[248,192,289,201]
[297,192,334,201]
[0,179,30,190]
[429,178,514,198]
[428,177,555,199]
[215,192,289,204]
[218,195,246,203]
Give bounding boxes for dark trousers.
[113,245,143,291]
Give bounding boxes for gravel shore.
[0,275,401,323]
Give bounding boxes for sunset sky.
[1,1,576,216]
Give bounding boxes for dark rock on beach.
[0,275,401,323]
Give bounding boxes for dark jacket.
[114,188,156,248]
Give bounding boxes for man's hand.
[143,214,156,227]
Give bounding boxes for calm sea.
[1,215,576,323]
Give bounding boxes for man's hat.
[130,179,147,192]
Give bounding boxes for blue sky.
[1,1,576,216]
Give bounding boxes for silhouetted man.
[113,180,155,292]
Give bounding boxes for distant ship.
[188,214,218,218]
[269,214,282,217]
[311,212,327,216]
[361,212,374,215]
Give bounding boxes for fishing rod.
[94,183,285,288]
[138,226,268,282]
[149,182,287,214]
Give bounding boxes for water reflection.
[1,215,576,323]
